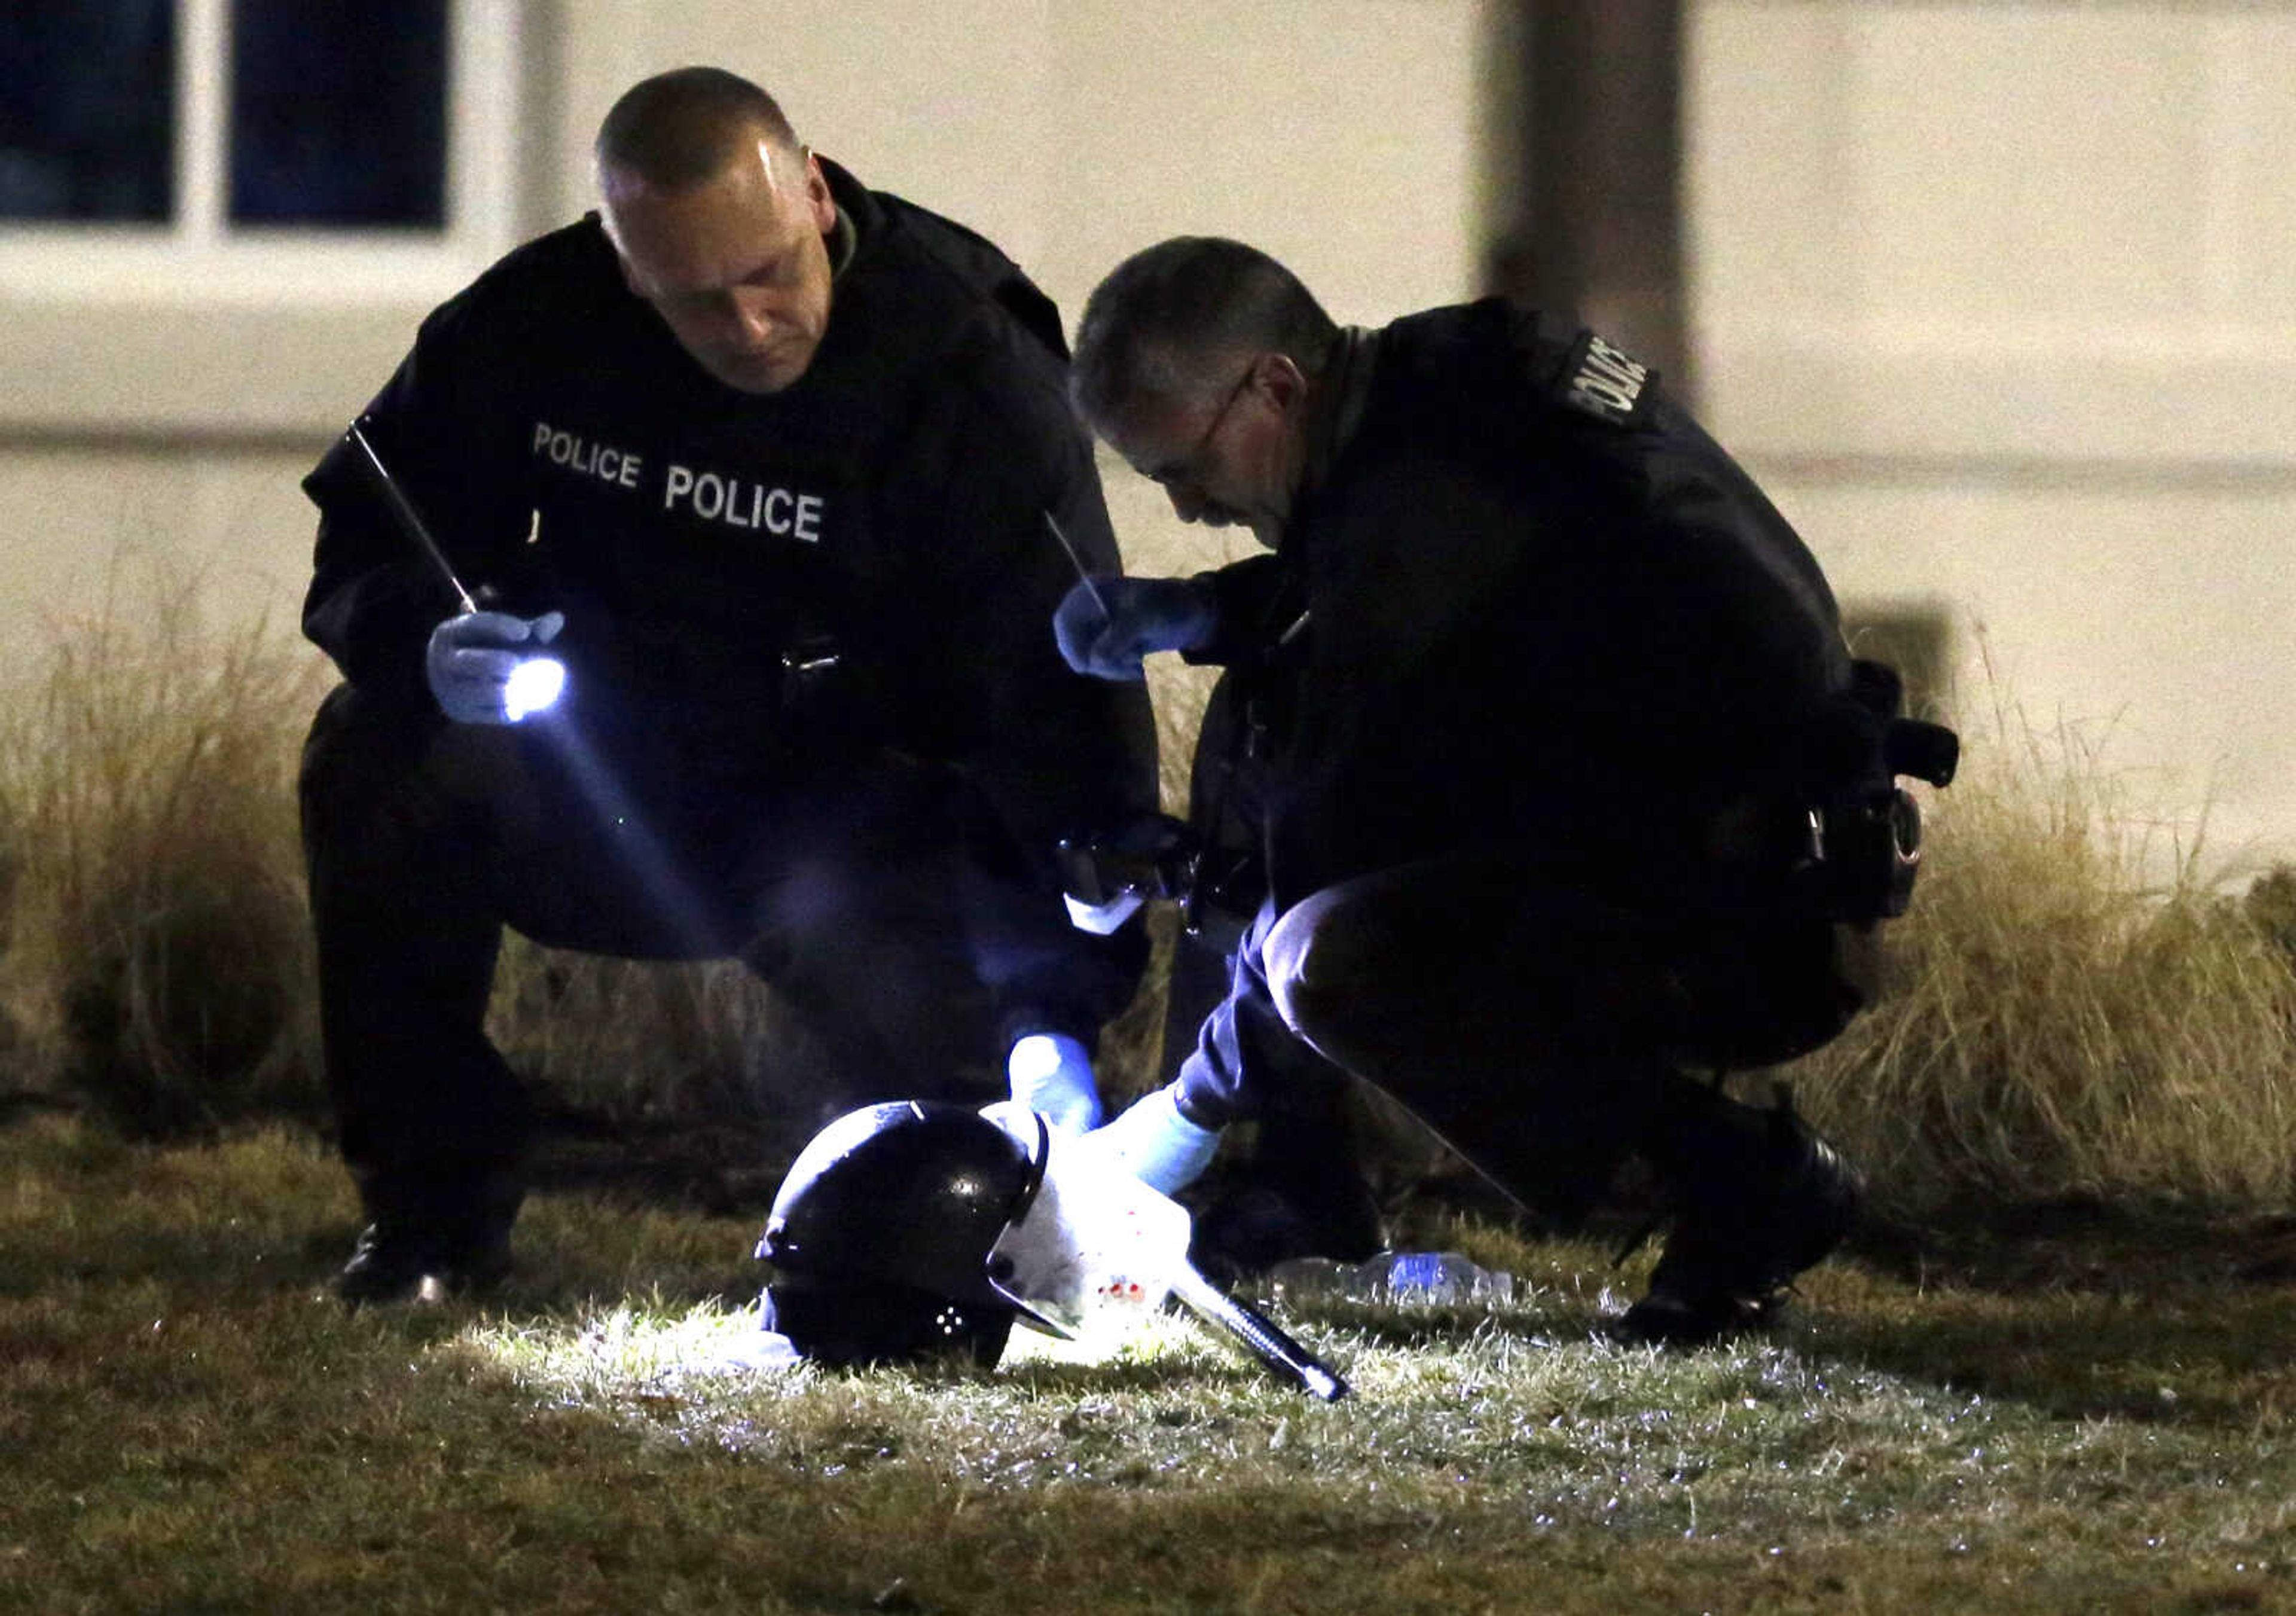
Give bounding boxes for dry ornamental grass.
[4,569,2295,1219]
[1784,705,2296,1219]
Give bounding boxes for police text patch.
[662,462,825,542]
[530,419,828,543]
[1561,333,1651,426]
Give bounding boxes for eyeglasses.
[1147,364,1256,491]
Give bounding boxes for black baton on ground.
[1170,1264,1349,1401]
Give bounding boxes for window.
[0,3,176,223]
[0,0,524,304]
[228,3,450,229]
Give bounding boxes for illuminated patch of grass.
[7,1112,2296,1614]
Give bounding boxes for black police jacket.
[1192,300,1852,919]
[300,158,1158,1037]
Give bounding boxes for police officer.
[1060,237,1952,1346]
[300,68,1157,1304]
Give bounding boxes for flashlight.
[345,419,567,721]
[503,655,566,721]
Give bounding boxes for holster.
[1055,812,1201,908]
[1052,814,1265,956]
[1788,660,1959,923]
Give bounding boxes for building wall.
[1688,2,2296,871]
[4,1,2292,871]
[0,0,1491,710]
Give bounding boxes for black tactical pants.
[1183,850,1866,1227]
[300,683,1030,1218]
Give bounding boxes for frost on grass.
[447,1288,2196,1550]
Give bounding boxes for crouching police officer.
[1055,237,1953,1346]
[299,68,1156,1304]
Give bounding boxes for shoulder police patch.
[1558,331,1653,426]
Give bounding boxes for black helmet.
[756,1100,1051,1367]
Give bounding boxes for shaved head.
[592,67,837,394]
[594,66,801,190]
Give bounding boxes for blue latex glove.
[426,609,566,725]
[1053,575,1217,681]
[1068,1083,1223,1195]
[1007,1032,1104,1136]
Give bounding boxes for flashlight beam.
[1169,1263,1349,1401]
[346,420,480,615]
[1043,511,1111,617]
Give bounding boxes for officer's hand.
[1007,1032,1104,1136]
[425,609,566,725]
[1053,575,1217,681]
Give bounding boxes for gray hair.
[594,66,801,189]
[1071,237,1339,426]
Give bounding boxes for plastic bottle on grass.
[1266,1250,1516,1306]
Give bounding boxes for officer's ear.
[1251,353,1311,421]
[797,145,837,236]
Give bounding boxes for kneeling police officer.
[298,68,1156,1304]
[1057,237,1953,1346]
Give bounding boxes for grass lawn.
[7,1107,2296,1614]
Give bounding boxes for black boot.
[1184,1039,1387,1283]
[1187,1147,1388,1283]
[1610,1084,1861,1348]
[337,1170,524,1306]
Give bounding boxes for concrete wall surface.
[1689,1,2296,873]
[4,0,2293,874]
[0,0,1491,716]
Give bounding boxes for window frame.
[0,0,527,308]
